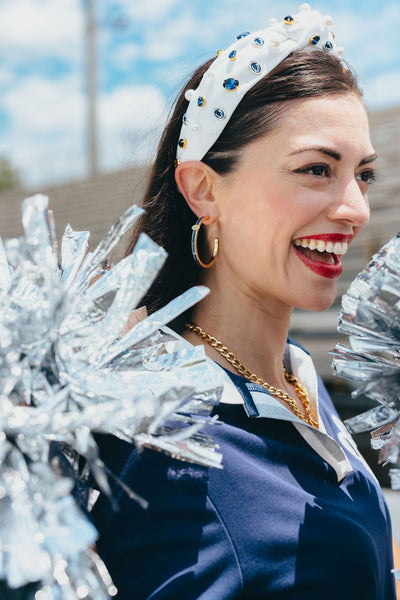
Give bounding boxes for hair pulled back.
[126,50,362,330]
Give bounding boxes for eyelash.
[296,164,376,185]
[356,169,376,184]
[297,164,329,177]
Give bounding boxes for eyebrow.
[289,146,378,167]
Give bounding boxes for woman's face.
[210,93,374,313]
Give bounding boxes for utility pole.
[85,0,98,177]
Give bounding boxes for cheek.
[219,180,322,259]
[227,189,288,233]
[221,216,284,276]
[221,201,297,263]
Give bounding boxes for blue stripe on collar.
[219,339,312,421]
[286,337,310,355]
[221,368,259,417]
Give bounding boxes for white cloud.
[0,77,168,186]
[0,69,14,88]
[114,0,181,23]
[111,43,142,70]
[99,84,167,169]
[0,0,83,61]
[100,85,166,131]
[325,4,400,73]
[364,70,400,110]
[0,75,85,186]
[1,76,84,132]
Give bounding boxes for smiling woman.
[92,5,397,600]
[177,94,373,315]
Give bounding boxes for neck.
[185,267,293,389]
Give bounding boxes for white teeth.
[333,242,345,254]
[326,242,334,253]
[294,238,349,255]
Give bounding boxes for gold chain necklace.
[186,322,318,428]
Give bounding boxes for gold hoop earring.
[191,216,219,268]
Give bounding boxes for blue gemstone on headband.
[223,78,239,91]
[229,50,237,61]
[253,37,264,47]
[214,108,226,120]
[178,138,187,148]
[237,31,250,40]
[250,61,262,74]
[182,113,189,125]
[324,41,333,51]
[197,96,206,107]
[283,15,294,25]
[309,34,320,45]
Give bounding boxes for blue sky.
[0,0,399,187]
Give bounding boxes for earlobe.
[175,161,219,221]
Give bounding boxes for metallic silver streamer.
[0,194,223,598]
[331,233,400,488]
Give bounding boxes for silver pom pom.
[332,234,400,490]
[0,194,223,597]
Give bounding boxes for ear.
[175,161,220,223]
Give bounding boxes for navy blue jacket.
[93,363,396,599]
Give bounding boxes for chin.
[303,298,336,312]
[293,285,337,312]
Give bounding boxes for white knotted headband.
[176,4,343,163]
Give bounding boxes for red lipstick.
[292,233,352,279]
[293,246,343,279]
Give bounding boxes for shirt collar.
[218,339,323,423]
[213,341,352,482]
[163,328,353,483]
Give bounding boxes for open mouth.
[292,238,349,278]
[294,238,348,263]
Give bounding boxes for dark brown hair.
[125,49,362,330]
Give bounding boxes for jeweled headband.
[176,3,343,163]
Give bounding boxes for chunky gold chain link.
[186,322,318,428]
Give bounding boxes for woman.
[93,5,398,598]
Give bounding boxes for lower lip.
[293,246,343,279]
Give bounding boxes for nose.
[328,178,370,228]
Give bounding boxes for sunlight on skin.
[120,306,148,336]
[176,94,375,402]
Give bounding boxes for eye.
[296,164,330,177]
[356,169,376,185]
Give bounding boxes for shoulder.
[92,435,243,599]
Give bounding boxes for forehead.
[278,94,372,150]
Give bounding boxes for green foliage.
[0,157,20,192]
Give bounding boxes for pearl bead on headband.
[176,4,343,164]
